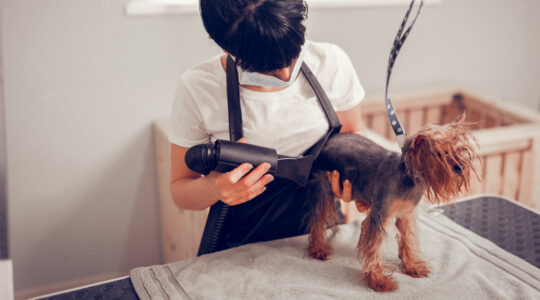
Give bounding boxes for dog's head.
[402,114,479,205]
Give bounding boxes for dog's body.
[304,120,478,292]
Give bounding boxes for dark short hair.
[200,0,308,73]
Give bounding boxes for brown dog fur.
[303,116,478,292]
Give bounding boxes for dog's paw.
[309,248,330,261]
[364,271,398,292]
[401,260,430,278]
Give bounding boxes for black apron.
[197,55,342,256]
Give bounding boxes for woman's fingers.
[330,170,342,198]
[342,179,352,202]
[328,170,353,202]
[227,175,271,205]
[227,163,254,184]
[238,163,272,188]
[214,163,253,198]
[218,162,273,206]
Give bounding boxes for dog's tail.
[302,170,343,235]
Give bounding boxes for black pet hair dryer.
[185,140,314,187]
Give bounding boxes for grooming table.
[34,195,540,299]
[439,195,540,268]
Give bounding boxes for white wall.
[1,0,539,292]
[308,0,540,108]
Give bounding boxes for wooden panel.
[492,112,502,127]
[485,115,497,128]
[462,92,532,124]
[501,116,516,126]
[365,114,373,131]
[360,90,454,115]
[474,125,535,156]
[467,155,484,196]
[502,152,522,201]
[408,109,424,133]
[484,108,502,128]
[425,106,441,124]
[371,114,390,139]
[154,119,209,263]
[518,148,534,207]
[467,106,483,124]
[483,155,503,194]
[399,110,409,135]
[476,138,530,156]
[529,134,540,210]
[362,88,536,126]
[441,95,466,124]
[465,99,489,127]
[463,98,520,129]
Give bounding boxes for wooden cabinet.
[154,119,208,263]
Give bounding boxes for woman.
[170,0,365,254]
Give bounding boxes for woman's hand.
[170,137,273,210]
[326,170,352,202]
[208,162,274,206]
[327,170,368,211]
[206,137,273,206]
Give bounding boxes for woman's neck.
[220,55,296,93]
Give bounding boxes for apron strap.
[300,62,342,158]
[197,55,341,256]
[226,55,244,142]
[197,55,241,256]
[300,62,341,130]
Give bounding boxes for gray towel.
[130,203,540,299]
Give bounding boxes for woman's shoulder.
[304,40,352,76]
[180,54,225,94]
[305,40,347,58]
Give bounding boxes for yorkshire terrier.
[303,115,478,292]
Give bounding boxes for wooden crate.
[360,88,540,210]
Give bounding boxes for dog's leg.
[395,213,430,278]
[308,212,332,260]
[306,171,339,261]
[358,211,398,292]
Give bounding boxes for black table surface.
[36,195,540,300]
[440,195,540,268]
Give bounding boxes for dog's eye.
[453,165,462,175]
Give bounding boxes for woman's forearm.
[170,174,220,211]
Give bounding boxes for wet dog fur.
[303,116,478,292]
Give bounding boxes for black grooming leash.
[385,0,424,149]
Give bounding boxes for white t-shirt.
[169,40,365,157]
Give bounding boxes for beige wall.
[1,0,539,292]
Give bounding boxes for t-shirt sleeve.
[330,44,366,112]
[168,78,209,147]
